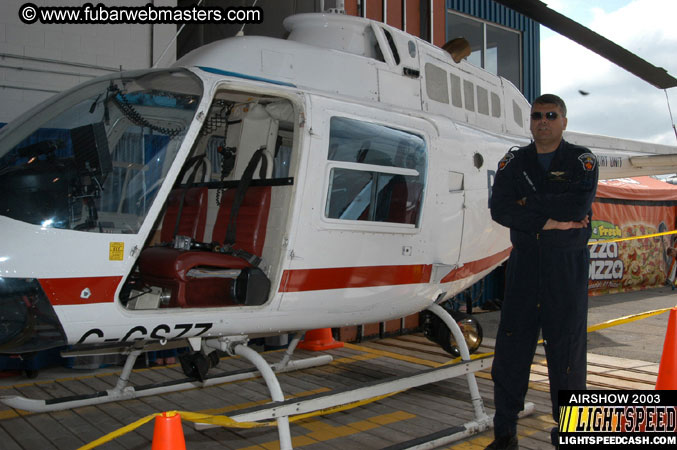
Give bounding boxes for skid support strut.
[403,304,534,449]
[428,303,488,422]
[0,337,332,414]
[201,336,304,449]
[231,343,292,450]
[0,349,145,412]
[199,307,533,448]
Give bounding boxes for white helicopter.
[1,2,676,447]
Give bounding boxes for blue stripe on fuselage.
[197,66,296,88]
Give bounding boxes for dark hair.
[533,94,567,117]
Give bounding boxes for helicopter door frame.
[291,94,436,269]
[312,106,431,235]
[276,94,464,323]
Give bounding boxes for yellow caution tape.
[78,414,157,450]
[528,306,674,347]
[77,305,675,450]
[77,391,400,450]
[589,229,677,245]
[586,306,674,332]
[440,306,674,362]
[438,351,494,367]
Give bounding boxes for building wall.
[342,0,445,46]
[446,0,540,101]
[0,0,178,124]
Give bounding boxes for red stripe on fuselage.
[39,276,122,305]
[279,264,433,292]
[440,247,512,283]
[279,249,512,293]
[37,251,512,301]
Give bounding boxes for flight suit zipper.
[536,235,541,310]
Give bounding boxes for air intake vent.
[284,14,384,62]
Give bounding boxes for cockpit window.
[0,69,202,233]
[325,117,426,226]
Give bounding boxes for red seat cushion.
[137,186,271,307]
[387,181,422,224]
[139,247,254,280]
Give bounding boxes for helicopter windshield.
[0,69,202,233]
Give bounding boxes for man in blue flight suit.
[486,94,598,449]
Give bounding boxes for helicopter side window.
[450,73,463,108]
[425,63,450,104]
[491,92,501,118]
[512,99,524,127]
[477,86,490,115]
[325,117,426,227]
[463,80,475,112]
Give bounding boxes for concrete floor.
[476,285,677,364]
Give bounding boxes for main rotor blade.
[493,0,677,89]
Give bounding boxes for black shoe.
[485,435,518,450]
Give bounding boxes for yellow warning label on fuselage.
[109,242,124,261]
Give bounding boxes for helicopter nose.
[0,277,67,354]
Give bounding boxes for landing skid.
[2,307,535,449]
[196,305,533,449]
[0,334,331,416]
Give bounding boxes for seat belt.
[172,154,207,239]
[224,147,267,247]
[216,147,268,266]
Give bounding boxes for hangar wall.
[0,0,178,124]
[447,0,540,102]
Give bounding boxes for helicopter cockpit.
[0,69,203,234]
[0,66,300,314]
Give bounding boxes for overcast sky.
[540,0,677,145]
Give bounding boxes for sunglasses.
[530,111,559,121]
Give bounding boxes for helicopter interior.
[120,89,298,310]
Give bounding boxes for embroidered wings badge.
[498,152,514,171]
[548,171,568,182]
[578,153,597,172]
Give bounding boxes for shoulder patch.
[498,152,514,171]
[578,152,597,172]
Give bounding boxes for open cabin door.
[126,88,299,311]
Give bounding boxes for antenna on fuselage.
[325,0,346,14]
[153,0,204,67]
[235,0,259,36]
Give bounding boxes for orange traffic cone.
[152,412,186,450]
[656,307,677,390]
[298,328,344,351]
